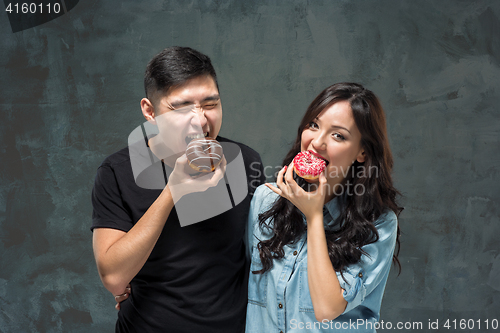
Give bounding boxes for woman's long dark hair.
[254,82,402,276]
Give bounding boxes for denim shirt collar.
[299,196,342,231]
[323,196,342,231]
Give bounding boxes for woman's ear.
[141,98,156,125]
[356,149,366,163]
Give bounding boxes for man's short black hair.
[144,46,218,105]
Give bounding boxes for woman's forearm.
[306,214,347,321]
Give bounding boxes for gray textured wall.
[1,0,499,332]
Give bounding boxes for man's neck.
[148,136,178,168]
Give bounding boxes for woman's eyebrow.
[331,125,351,134]
[314,117,351,134]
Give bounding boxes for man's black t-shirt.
[91,136,266,333]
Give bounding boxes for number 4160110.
[443,319,498,330]
[5,2,61,14]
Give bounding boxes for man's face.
[147,75,223,163]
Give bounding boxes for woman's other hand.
[114,284,131,310]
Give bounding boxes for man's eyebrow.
[169,100,193,108]
[169,94,220,108]
[201,94,220,102]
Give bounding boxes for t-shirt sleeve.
[337,210,398,314]
[91,164,134,232]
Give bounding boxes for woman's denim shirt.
[246,184,398,333]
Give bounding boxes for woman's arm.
[266,163,347,321]
[266,163,398,321]
[306,213,347,322]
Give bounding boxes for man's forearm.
[93,186,174,295]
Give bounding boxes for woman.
[246,82,401,332]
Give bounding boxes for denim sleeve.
[245,184,278,259]
[245,185,267,259]
[336,210,398,314]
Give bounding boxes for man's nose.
[191,107,207,128]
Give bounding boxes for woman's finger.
[115,283,131,311]
[314,171,328,196]
[115,292,130,304]
[318,171,327,185]
[115,294,127,302]
[284,162,295,185]
[265,183,282,196]
[285,162,304,196]
[275,166,287,190]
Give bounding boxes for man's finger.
[219,155,227,174]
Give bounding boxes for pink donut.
[293,150,327,180]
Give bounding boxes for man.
[91,46,265,332]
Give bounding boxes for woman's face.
[300,100,365,194]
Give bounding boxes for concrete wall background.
[1,0,499,332]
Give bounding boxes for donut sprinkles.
[292,150,327,180]
[186,137,223,172]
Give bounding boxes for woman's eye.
[333,133,345,141]
[307,122,318,129]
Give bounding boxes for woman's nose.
[311,134,326,151]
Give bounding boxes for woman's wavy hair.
[254,82,402,275]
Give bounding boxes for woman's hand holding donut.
[167,154,227,203]
[114,284,131,310]
[266,161,327,221]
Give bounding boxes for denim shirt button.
[278,303,283,309]
[293,251,298,256]
[358,272,363,278]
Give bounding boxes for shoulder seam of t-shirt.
[101,158,130,167]
[218,136,260,157]
[100,151,131,168]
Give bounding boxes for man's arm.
[92,155,226,296]
[92,186,174,295]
